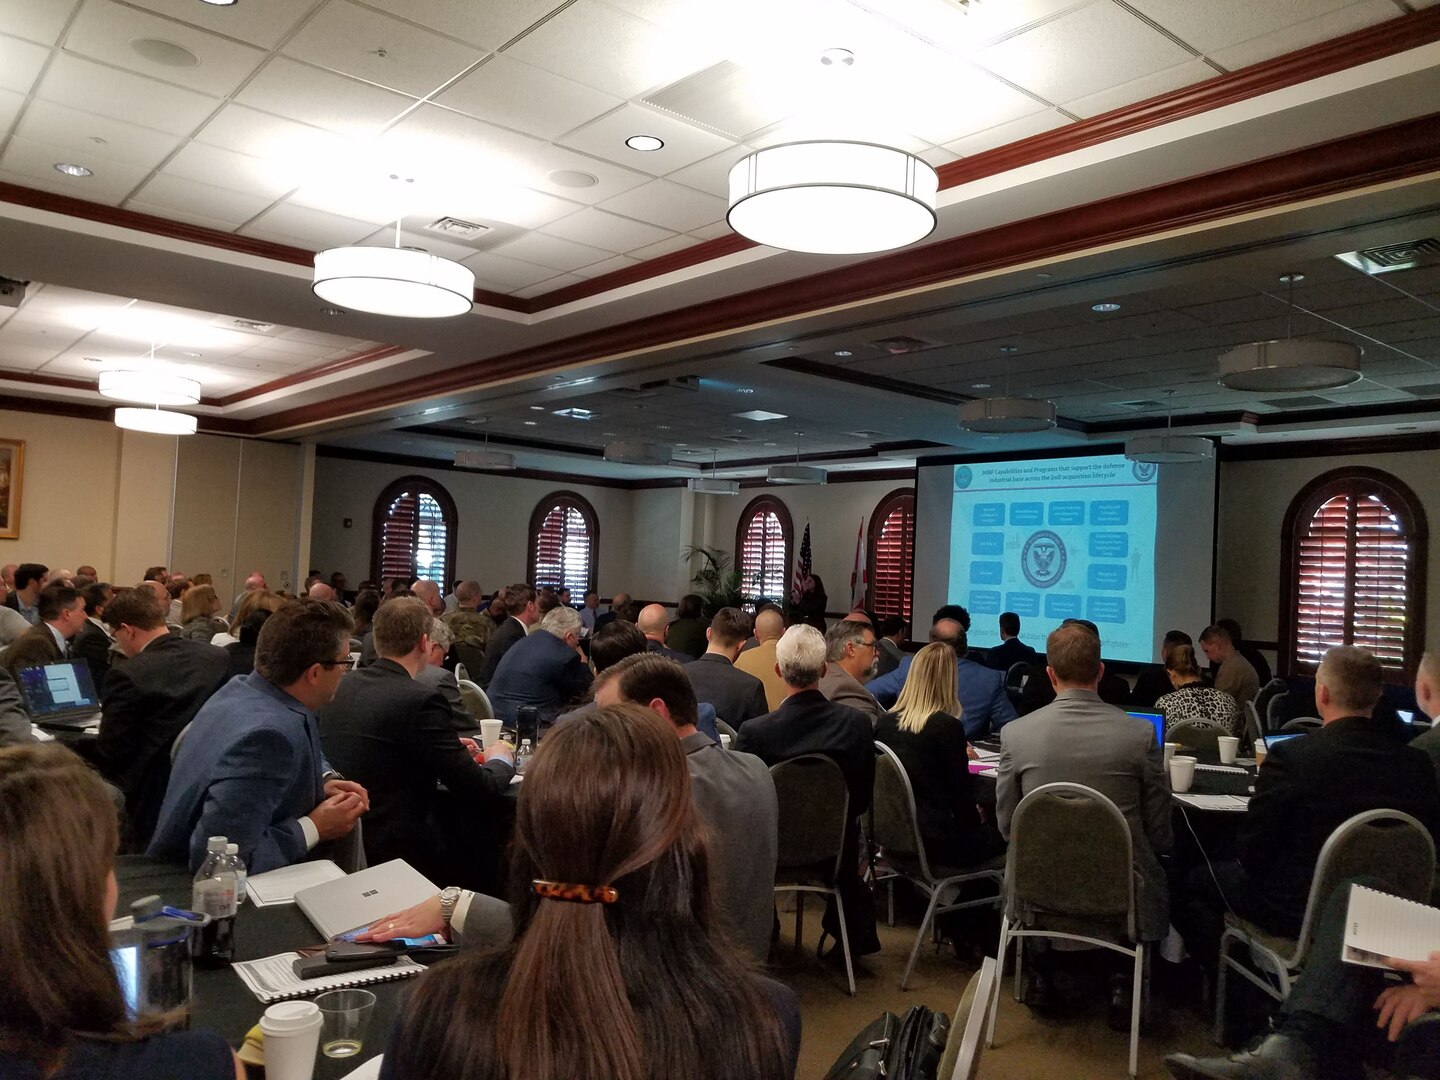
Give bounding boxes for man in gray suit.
[416,618,479,735]
[996,622,1172,1004]
[818,618,884,728]
[1411,650,1440,784]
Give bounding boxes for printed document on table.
[1343,884,1440,970]
[1172,793,1249,811]
[246,860,345,906]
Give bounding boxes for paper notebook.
[246,860,345,907]
[1342,883,1440,970]
[233,951,424,1004]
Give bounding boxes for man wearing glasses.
[818,617,885,728]
[149,599,370,873]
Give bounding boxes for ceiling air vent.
[868,335,935,355]
[1109,399,1165,411]
[1335,237,1440,275]
[426,217,492,240]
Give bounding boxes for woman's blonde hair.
[892,642,962,733]
[180,583,220,624]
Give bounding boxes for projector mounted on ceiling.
[958,397,1057,433]
[687,477,741,495]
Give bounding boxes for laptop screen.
[1126,710,1165,748]
[1262,733,1303,749]
[16,660,99,718]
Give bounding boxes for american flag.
[791,522,812,605]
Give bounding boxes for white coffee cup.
[1163,742,1179,769]
[1217,736,1240,764]
[1169,756,1197,794]
[260,1001,322,1080]
[479,717,503,749]
[719,733,731,750]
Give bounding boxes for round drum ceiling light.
[727,140,938,254]
[1217,339,1362,392]
[1123,434,1214,464]
[313,247,474,318]
[98,369,201,406]
[766,464,828,485]
[688,477,741,495]
[114,407,198,435]
[958,397,1057,434]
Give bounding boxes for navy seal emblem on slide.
[1021,530,1067,589]
[1131,461,1158,482]
[954,465,973,490]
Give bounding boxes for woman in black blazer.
[875,642,1005,868]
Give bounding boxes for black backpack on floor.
[823,1005,950,1080]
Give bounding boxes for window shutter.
[413,494,449,583]
[379,492,419,580]
[372,478,456,587]
[869,492,915,619]
[528,495,596,595]
[740,509,787,599]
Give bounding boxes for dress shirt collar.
[680,730,714,756]
[18,602,38,625]
[87,615,113,638]
[241,670,317,719]
[45,622,67,652]
[1053,687,1103,704]
[697,652,732,666]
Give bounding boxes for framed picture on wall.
[0,439,23,540]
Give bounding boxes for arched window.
[1280,467,1427,681]
[528,492,598,595]
[735,495,791,603]
[372,476,457,586]
[868,488,915,620]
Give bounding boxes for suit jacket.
[476,616,527,688]
[415,662,480,734]
[1,622,64,678]
[1215,653,1260,707]
[487,631,592,727]
[874,638,903,679]
[1016,661,1131,715]
[733,689,875,819]
[97,634,233,848]
[818,665,884,728]
[0,666,33,748]
[983,637,1040,673]
[683,653,768,729]
[319,659,513,883]
[1411,724,1440,788]
[645,638,690,663]
[1128,665,1174,711]
[996,689,1173,939]
[149,672,332,873]
[734,639,786,710]
[1238,715,1440,930]
[665,617,709,660]
[0,605,29,646]
[867,655,1017,739]
[72,618,115,691]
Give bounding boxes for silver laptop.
[294,859,437,941]
[16,659,102,729]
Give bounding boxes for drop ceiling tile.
[459,250,558,290]
[234,57,415,137]
[0,32,49,94]
[238,202,379,249]
[35,52,221,135]
[515,144,652,206]
[0,344,64,371]
[125,202,256,233]
[1063,57,1217,119]
[665,144,756,198]
[0,322,80,350]
[687,220,732,242]
[1208,0,1397,70]
[375,0,560,49]
[919,145,963,168]
[375,104,542,172]
[505,1,723,100]
[1370,318,1440,344]
[540,207,674,252]
[437,55,623,141]
[0,87,28,132]
[355,226,481,263]
[0,0,79,46]
[16,101,183,171]
[628,233,698,260]
[557,102,734,177]
[0,137,150,203]
[64,0,267,97]
[193,104,348,166]
[514,273,586,299]
[903,65,1050,146]
[1127,0,1373,55]
[161,140,301,200]
[978,3,1194,104]
[1175,295,1282,325]
[119,0,313,49]
[128,173,274,228]
[942,109,1070,157]
[283,1,483,98]
[597,179,725,233]
[487,232,614,272]
[572,254,642,279]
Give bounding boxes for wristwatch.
[438,886,463,932]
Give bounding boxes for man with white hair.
[734,624,881,957]
[415,617,477,734]
[486,605,593,730]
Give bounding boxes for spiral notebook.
[233,951,424,1003]
[1342,883,1440,970]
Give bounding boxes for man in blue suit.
[487,604,593,729]
[149,599,369,873]
[865,618,1016,739]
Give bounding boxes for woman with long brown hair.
[0,744,242,1079]
[378,703,799,1080]
[178,584,227,643]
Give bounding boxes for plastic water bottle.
[225,842,247,905]
[192,836,237,965]
[515,738,534,775]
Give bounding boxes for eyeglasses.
[857,639,878,651]
[319,657,357,671]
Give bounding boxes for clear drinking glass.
[314,988,375,1060]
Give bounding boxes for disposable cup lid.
[261,1001,321,1032]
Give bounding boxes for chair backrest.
[770,754,850,875]
[1006,782,1136,941]
[453,662,469,684]
[456,678,494,720]
[452,642,485,679]
[170,719,195,764]
[1005,662,1029,689]
[938,956,997,1080]
[1293,809,1437,965]
[1243,701,1263,747]
[1255,678,1288,733]
[872,742,931,875]
[1168,719,1224,752]
[714,717,738,741]
[1280,716,1322,734]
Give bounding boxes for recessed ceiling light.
[131,38,199,67]
[54,162,92,177]
[529,405,545,411]
[523,420,538,426]
[971,382,991,389]
[834,349,853,357]
[819,47,855,67]
[1278,272,1306,284]
[1092,302,1122,313]
[735,409,787,422]
[999,345,1018,354]
[625,135,664,152]
[1036,272,1053,280]
[197,0,237,6]
[322,307,345,316]
[553,407,596,420]
[548,169,600,188]
[656,424,671,430]
[736,387,755,394]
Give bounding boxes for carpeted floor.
[767,896,1223,1080]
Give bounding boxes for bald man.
[636,603,688,661]
[735,607,788,710]
[307,582,337,602]
[1407,651,1440,787]
[410,579,445,617]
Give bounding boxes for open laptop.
[16,659,102,730]
[1126,710,1166,748]
[294,859,438,941]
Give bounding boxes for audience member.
[683,608,768,730]
[224,607,275,679]
[588,619,647,674]
[1130,629,1193,710]
[215,586,284,651]
[227,570,267,621]
[1410,650,1440,783]
[1015,619,1131,714]
[0,605,28,646]
[178,584,227,642]
[593,590,631,633]
[666,593,710,659]
[0,666,30,747]
[410,579,444,616]
[867,618,1016,739]
[536,586,561,619]
[318,599,512,883]
[2,562,47,625]
[416,618,478,733]
[579,589,600,634]
[983,611,1041,672]
[165,579,186,625]
[350,588,381,639]
[139,578,171,616]
[1200,623,1260,707]
[636,602,688,660]
[1,584,86,676]
[0,744,243,1080]
[1156,643,1240,736]
[0,563,14,592]
[487,605,593,729]
[75,564,98,583]
[96,589,232,848]
[735,606,790,710]
[44,567,77,588]
[1174,645,1440,974]
[817,618,884,727]
[475,584,537,687]
[596,653,779,961]
[374,703,799,1080]
[874,614,906,677]
[876,642,1005,868]
[306,581,336,601]
[148,600,369,873]
[735,625,880,957]
[1216,617,1273,687]
[441,580,489,659]
[72,582,115,688]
